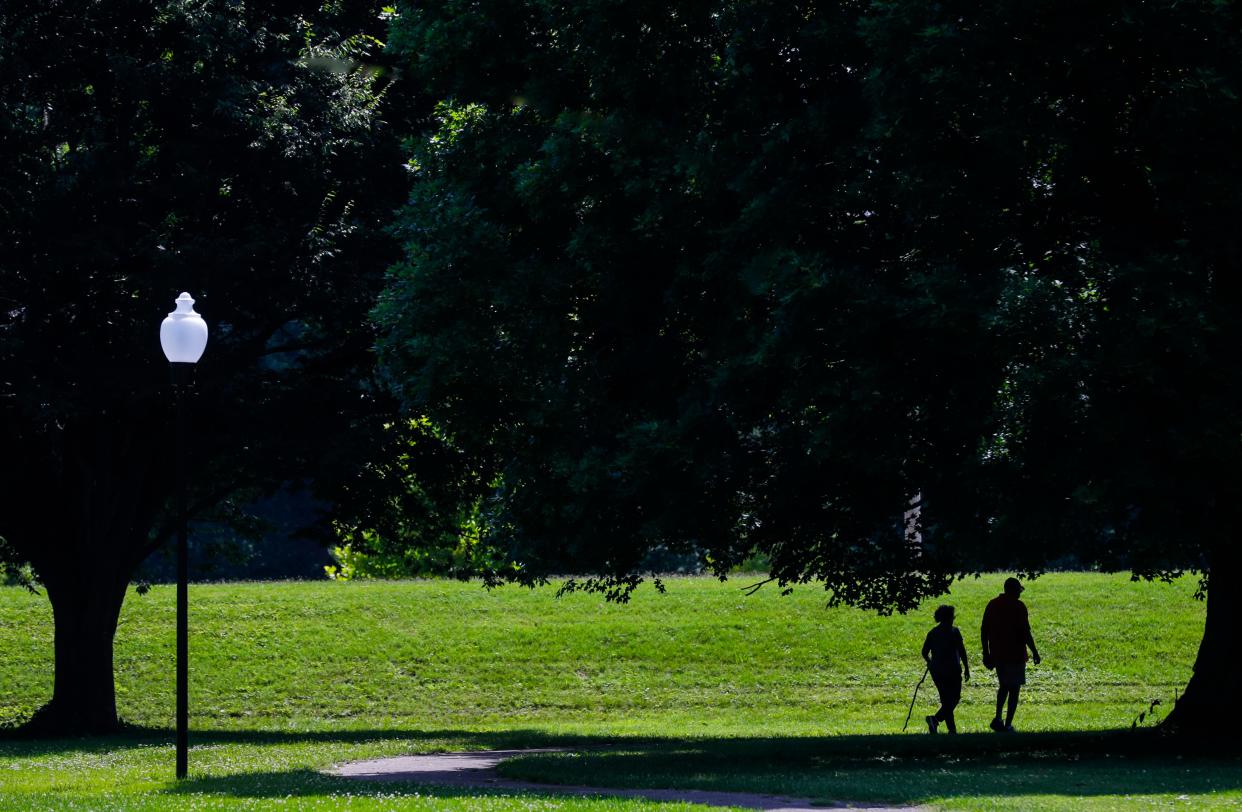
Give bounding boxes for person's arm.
[922,631,933,666]
[956,629,970,682]
[980,605,993,669]
[1024,607,1041,665]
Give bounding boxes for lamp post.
[159,292,208,780]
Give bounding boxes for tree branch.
[741,577,776,596]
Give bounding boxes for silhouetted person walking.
[981,577,1041,732]
[922,604,970,734]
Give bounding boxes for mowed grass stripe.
[0,574,1201,733]
[1,573,1230,812]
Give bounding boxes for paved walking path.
[329,749,922,811]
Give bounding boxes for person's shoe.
[990,717,1005,732]
[1003,723,1016,733]
[925,715,939,734]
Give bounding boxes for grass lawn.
[0,573,1236,810]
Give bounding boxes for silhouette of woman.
[922,604,970,733]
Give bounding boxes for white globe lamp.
[160,292,209,372]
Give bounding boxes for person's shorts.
[996,662,1026,688]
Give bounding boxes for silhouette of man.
[981,577,1041,732]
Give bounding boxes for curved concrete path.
[329,749,922,811]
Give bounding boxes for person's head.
[1004,577,1024,597]
[933,604,955,625]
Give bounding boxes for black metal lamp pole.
[160,291,207,781]
[172,362,192,780]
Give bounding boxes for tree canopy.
[379,0,1004,605]
[377,0,1242,729]
[0,0,406,732]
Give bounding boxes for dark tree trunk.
[10,413,167,737]
[1164,546,1240,733]
[22,573,131,736]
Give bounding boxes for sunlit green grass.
[1,574,1235,810]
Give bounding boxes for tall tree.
[861,0,1242,732]
[0,0,406,733]
[379,0,1238,731]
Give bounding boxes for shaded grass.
[0,573,1234,809]
[501,732,1242,810]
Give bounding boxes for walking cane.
[902,666,930,732]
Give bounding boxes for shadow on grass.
[4,727,1241,805]
[167,768,726,808]
[0,725,601,758]
[496,731,1242,805]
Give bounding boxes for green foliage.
[378,0,1242,616]
[0,537,38,594]
[0,0,406,570]
[860,0,1242,577]
[0,537,35,592]
[324,417,507,580]
[380,0,925,607]
[324,522,485,580]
